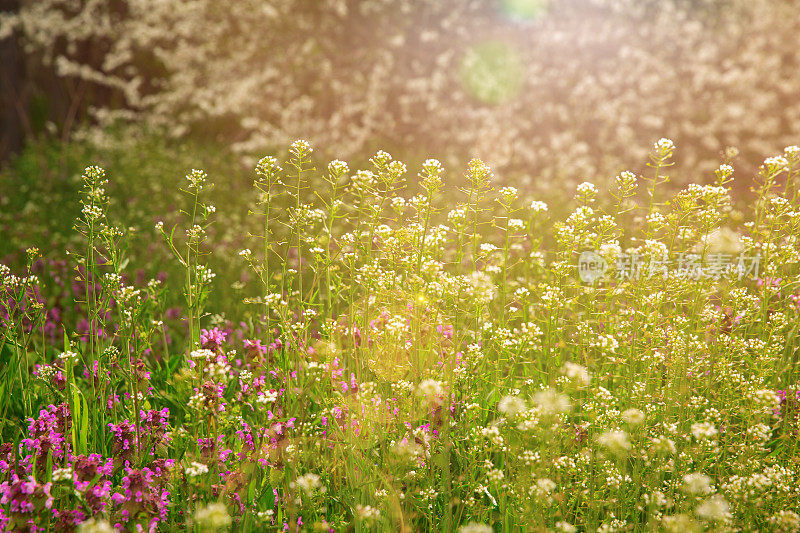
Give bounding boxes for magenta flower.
[110,466,170,532]
[0,474,54,531]
[201,327,228,352]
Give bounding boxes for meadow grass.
[1,139,800,532]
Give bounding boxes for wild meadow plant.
[1,140,800,532]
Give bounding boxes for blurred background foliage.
[1,0,799,316]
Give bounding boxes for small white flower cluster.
[763,155,789,171]
[592,334,619,353]
[647,212,667,228]
[187,390,212,412]
[256,509,275,521]
[58,351,79,363]
[194,265,216,285]
[256,390,279,404]
[384,314,410,338]
[205,358,230,383]
[190,349,214,362]
[530,478,556,501]
[185,224,205,241]
[769,510,800,531]
[530,200,548,213]
[615,170,637,189]
[185,169,208,190]
[390,196,407,213]
[420,159,443,189]
[690,421,718,441]
[480,425,506,449]
[185,461,209,478]
[785,145,800,158]
[256,156,281,177]
[328,159,348,176]
[392,438,424,461]
[81,204,105,221]
[507,218,525,231]
[351,170,378,192]
[52,467,73,482]
[448,206,468,226]
[716,163,734,178]
[486,466,504,483]
[654,137,675,154]
[355,504,380,522]
[290,139,312,155]
[497,186,518,204]
[0,269,31,289]
[479,243,498,256]
[36,364,58,382]
[392,380,414,395]
[748,389,781,416]
[576,181,598,198]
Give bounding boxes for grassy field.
[1,137,800,532]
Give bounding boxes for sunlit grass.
[1,140,800,532]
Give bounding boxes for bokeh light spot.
[459,41,525,105]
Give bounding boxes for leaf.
[71,385,81,453]
[485,387,499,406]
[0,341,16,367]
[79,392,89,455]
[247,474,257,503]
[167,352,183,375]
[0,381,7,420]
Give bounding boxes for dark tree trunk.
[0,0,26,165]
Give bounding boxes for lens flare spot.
[500,0,549,21]
[459,41,525,105]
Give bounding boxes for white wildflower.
[292,473,325,496]
[696,495,730,522]
[77,518,115,533]
[458,522,493,533]
[681,472,713,495]
[621,408,645,425]
[193,502,231,530]
[690,421,718,441]
[185,461,209,478]
[532,388,570,415]
[497,395,526,418]
[597,430,631,455]
[560,362,591,388]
